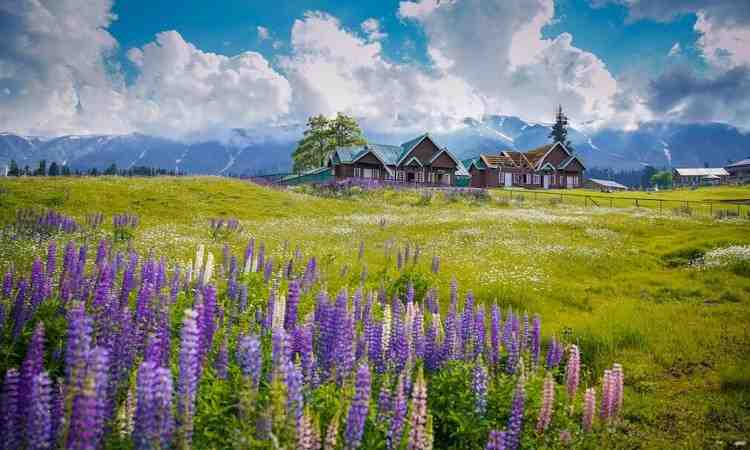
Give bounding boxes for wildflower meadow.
[0,176,748,449]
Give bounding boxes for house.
[726,158,750,184]
[467,142,585,189]
[672,168,729,187]
[327,133,467,186]
[584,178,628,192]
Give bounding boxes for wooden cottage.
[327,133,469,186]
[466,142,585,189]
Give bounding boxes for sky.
[1,0,749,140]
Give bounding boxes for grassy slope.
[1,177,749,448]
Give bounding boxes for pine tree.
[8,159,19,176]
[549,105,573,150]
[48,162,60,176]
[61,165,71,176]
[34,159,47,176]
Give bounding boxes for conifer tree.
[549,105,573,150]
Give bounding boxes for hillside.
[1,177,749,448]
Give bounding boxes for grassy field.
[1,177,749,448]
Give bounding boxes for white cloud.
[668,42,681,57]
[361,18,387,41]
[257,26,271,41]
[695,12,750,67]
[398,0,618,126]
[125,31,292,139]
[280,12,484,133]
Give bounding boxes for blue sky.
[2,0,749,137]
[110,0,704,78]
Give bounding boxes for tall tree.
[48,162,60,176]
[292,113,366,173]
[34,159,47,176]
[549,105,573,150]
[8,159,19,176]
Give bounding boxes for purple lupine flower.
[344,362,371,449]
[424,320,439,372]
[504,381,525,450]
[611,363,624,418]
[177,309,200,447]
[536,373,554,434]
[388,374,407,450]
[485,430,506,450]
[30,257,45,307]
[521,312,530,352]
[95,239,107,267]
[215,335,229,380]
[11,280,29,337]
[506,332,519,375]
[407,370,429,450]
[600,369,613,421]
[134,361,175,449]
[271,326,291,377]
[120,252,138,305]
[335,312,355,384]
[1,369,21,450]
[460,292,475,357]
[237,333,262,387]
[2,270,13,298]
[377,376,392,423]
[243,238,255,272]
[368,318,383,374]
[153,367,175,447]
[473,359,488,416]
[198,284,218,364]
[390,303,408,374]
[284,360,304,425]
[502,310,514,351]
[28,372,53,450]
[169,264,181,303]
[21,321,45,436]
[46,241,57,279]
[296,325,315,386]
[474,305,486,359]
[134,360,156,448]
[353,288,363,322]
[530,315,541,367]
[490,305,501,366]
[565,345,580,400]
[263,259,273,283]
[583,387,596,432]
[68,347,109,450]
[285,279,300,331]
[546,336,563,369]
[65,301,92,384]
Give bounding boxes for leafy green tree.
[48,162,60,176]
[641,165,657,188]
[651,170,673,189]
[61,165,71,176]
[8,159,19,176]
[549,105,573,150]
[292,113,366,173]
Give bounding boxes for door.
[504,173,512,187]
[543,175,550,189]
[566,176,574,188]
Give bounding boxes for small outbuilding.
[584,178,628,192]
[672,168,729,186]
[726,158,750,184]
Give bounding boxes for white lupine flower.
[204,252,214,283]
[243,257,252,274]
[382,306,392,354]
[273,294,287,330]
[187,259,194,282]
[194,244,205,274]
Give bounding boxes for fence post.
[659,200,662,214]
[710,202,713,217]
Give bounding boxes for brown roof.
[478,143,572,171]
[524,144,554,168]
[480,152,519,169]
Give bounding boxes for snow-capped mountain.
[1,117,749,174]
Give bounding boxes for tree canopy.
[549,105,573,150]
[292,113,366,173]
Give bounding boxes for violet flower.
[536,373,554,434]
[344,362,371,449]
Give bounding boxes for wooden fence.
[499,189,750,220]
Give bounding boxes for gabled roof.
[396,133,430,165]
[429,148,462,167]
[673,167,728,176]
[559,154,586,171]
[479,152,519,169]
[588,178,627,189]
[726,158,750,168]
[455,160,470,177]
[404,156,423,167]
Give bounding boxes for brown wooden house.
[327,133,470,186]
[465,142,585,189]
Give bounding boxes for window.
[353,167,362,178]
[363,168,372,179]
[396,170,405,182]
[416,170,425,183]
[533,174,541,185]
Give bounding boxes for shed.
[584,178,628,191]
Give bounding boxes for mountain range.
[2,116,749,175]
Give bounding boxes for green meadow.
[1,176,749,448]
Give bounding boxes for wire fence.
[497,189,750,220]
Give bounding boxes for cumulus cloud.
[361,18,387,41]
[125,31,292,139]
[398,0,618,125]
[0,0,291,138]
[647,65,750,128]
[279,12,484,134]
[591,0,750,27]
[0,0,127,135]
[695,12,750,68]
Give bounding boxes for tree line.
[4,160,185,177]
